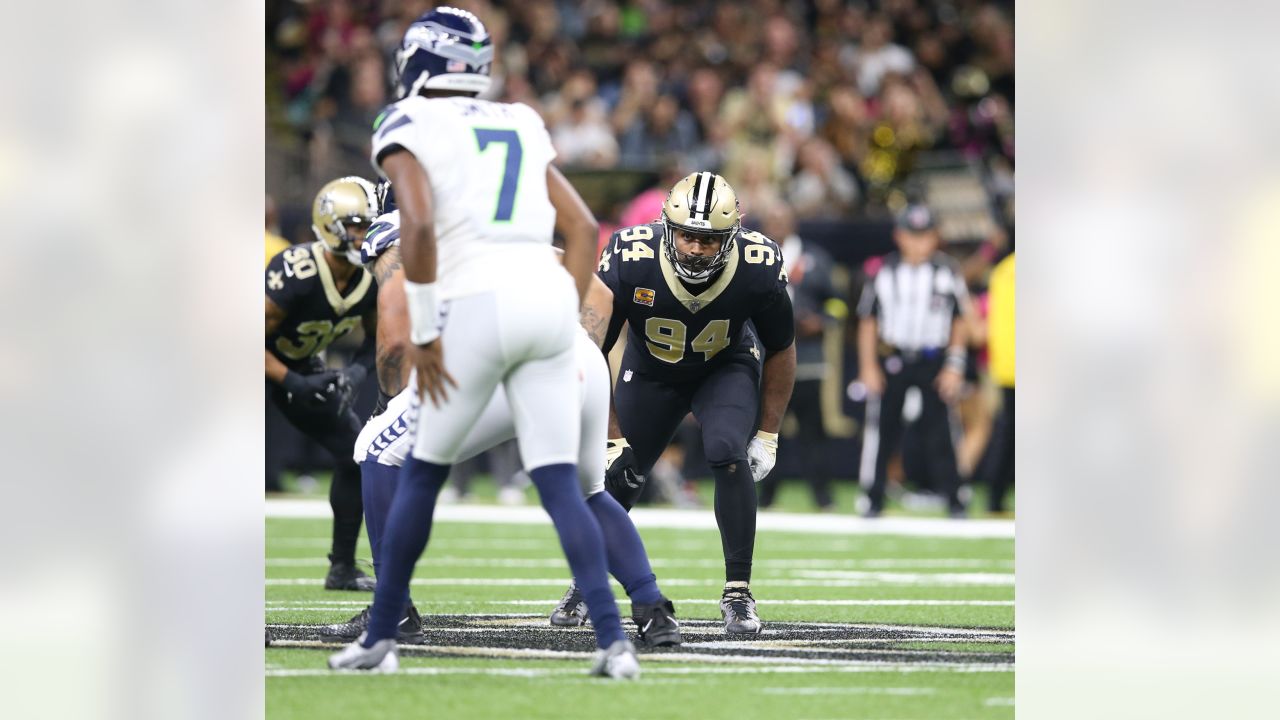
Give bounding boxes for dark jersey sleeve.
[596,232,628,353]
[750,238,796,353]
[265,246,306,312]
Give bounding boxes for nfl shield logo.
[689,300,702,312]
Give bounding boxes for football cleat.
[720,585,763,635]
[325,556,377,592]
[550,581,590,627]
[319,603,426,645]
[327,634,399,672]
[631,598,682,647]
[589,639,641,680]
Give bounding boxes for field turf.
[266,505,1013,720]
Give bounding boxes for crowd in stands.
[267,0,1013,224]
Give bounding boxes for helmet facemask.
[662,220,738,284]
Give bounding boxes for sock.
[363,457,448,646]
[359,461,400,574]
[530,464,624,649]
[587,491,662,605]
[328,460,365,565]
[712,459,757,583]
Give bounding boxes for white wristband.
[404,279,441,345]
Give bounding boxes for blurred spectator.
[820,85,873,173]
[551,97,620,168]
[265,194,289,267]
[842,14,915,98]
[788,137,860,219]
[720,63,791,183]
[618,94,700,167]
[757,203,844,512]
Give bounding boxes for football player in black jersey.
[558,171,796,635]
[265,176,380,591]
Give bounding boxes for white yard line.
[267,499,1014,538]
[266,557,1013,570]
[760,687,936,695]
[266,575,1011,587]
[266,599,1013,609]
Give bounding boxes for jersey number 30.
[474,128,522,222]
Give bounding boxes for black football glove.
[603,438,645,510]
[282,370,345,414]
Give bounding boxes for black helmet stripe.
[689,171,714,222]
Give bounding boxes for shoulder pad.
[736,229,788,284]
[600,222,662,274]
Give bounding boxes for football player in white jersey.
[319,185,682,651]
[327,7,638,679]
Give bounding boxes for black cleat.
[325,555,377,591]
[320,604,426,644]
[720,585,763,635]
[631,598,682,647]
[549,581,589,627]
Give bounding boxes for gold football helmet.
[661,171,741,282]
[312,176,379,263]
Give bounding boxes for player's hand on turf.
[859,366,886,396]
[935,367,963,404]
[411,339,458,408]
[746,431,778,483]
[604,439,643,498]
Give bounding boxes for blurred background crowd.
[266,0,1015,517]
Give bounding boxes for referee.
[856,205,972,518]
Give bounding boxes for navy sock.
[530,464,623,649]
[363,457,448,646]
[359,461,400,575]
[587,491,662,605]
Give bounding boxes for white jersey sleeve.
[368,97,560,298]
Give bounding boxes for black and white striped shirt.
[856,252,968,351]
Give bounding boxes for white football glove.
[746,431,778,483]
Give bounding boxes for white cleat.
[589,639,641,680]
[327,634,399,672]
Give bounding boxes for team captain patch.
[634,287,656,306]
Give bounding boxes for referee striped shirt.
[857,252,968,351]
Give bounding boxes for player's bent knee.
[702,432,748,468]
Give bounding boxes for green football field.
[266,509,1013,719]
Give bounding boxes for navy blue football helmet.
[395,7,493,98]
[375,180,397,215]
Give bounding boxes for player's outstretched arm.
[372,246,410,396]
[580,276,614,348]
[758,342,797,435]
[547,165,599,305]
[381,148,457,406]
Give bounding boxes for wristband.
[945,347,966,373]
[754,430,779,449]
[404,279,441,345]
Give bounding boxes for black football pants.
[267,381,365,566]
[861,354,963,513]
[613,352,761,583]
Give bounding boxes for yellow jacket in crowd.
[988,253,1015,387]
